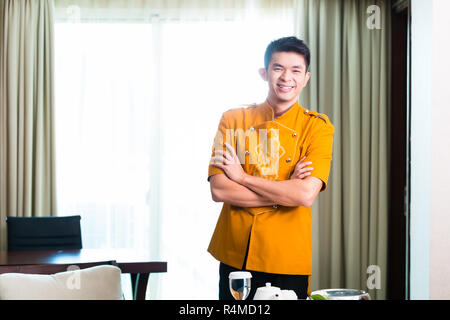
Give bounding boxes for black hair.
[264,36,311,71]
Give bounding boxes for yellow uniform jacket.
[207,100,334,275]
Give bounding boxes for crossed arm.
[210,143,323,208]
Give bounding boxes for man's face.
[260,51,310,106]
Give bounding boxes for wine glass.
[229,271,252,300]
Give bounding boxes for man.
[207,36,334,300]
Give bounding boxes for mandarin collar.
[262,100,302,121]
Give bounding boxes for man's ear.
[303,71,311,87]
[258,68,268,81]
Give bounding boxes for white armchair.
[0,264,123,300]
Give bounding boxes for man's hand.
[210,143,247,184]
[290,156,313,180]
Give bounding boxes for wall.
[410,0,450,300]
[429,0,450,300]
[410,0,431,300]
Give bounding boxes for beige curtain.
[0,0,56,249]
[295,0,391,299]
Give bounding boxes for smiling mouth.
[277,84,295,92]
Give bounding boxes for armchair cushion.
[0,265,123,300]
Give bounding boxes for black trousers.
[219,262,309,300]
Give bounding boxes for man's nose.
[280,70,293,81]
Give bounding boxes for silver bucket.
[310,289,371,300]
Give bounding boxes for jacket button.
[249,127,255,131]
[286,158,291,162]
[292,133,297,137]
[245,150,250,155]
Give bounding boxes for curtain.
[295,0,391,300]
[0,0,56,250]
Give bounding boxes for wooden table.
[0,249,167,300]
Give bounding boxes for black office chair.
[6,215,82,250]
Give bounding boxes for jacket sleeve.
[305,118,334,191]
[207,113,229,181]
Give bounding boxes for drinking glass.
[229,271,252,300]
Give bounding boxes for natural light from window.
[55,18,293,299]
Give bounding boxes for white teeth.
[278,85,293,89]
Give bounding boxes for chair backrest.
[6,216,82,250]
[0,262,123,300]
[0,261,117,275]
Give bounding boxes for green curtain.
[295,0,391,299]
[0,0,57,249]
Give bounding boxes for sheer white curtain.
[54,0,294,299]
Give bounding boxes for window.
[55,16,293,299]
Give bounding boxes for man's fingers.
[210,156,223,165]
[293,166,313,175]
[295,171,312,177]
[296,156,306,166]
[292,166,314,179]
[213,149,233,162]
[210,156,231,166]
[296,160,313,169]
[292,171,312,179]
[211,160,224,169]
[300,172,312,178]
[224,143,237,159]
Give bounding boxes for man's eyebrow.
[292,65,304,69]
[271,63,305,70]
[272,63,284,68]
